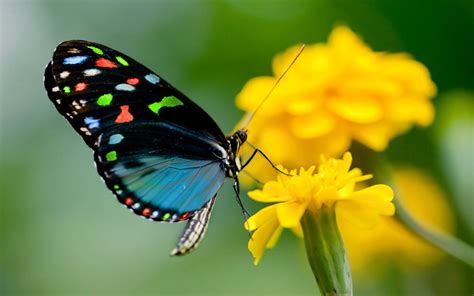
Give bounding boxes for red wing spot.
[96,58,117,68]
[126,78,139,85]
[180,212,190,220]
[75,82,87,92]
[115,105,134,123]
[125,197,133,206]
[142,208,151,217]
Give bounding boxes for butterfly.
[44,40,298,256]
[44,40,256,255]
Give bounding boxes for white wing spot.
[145,73,160,84]
[109,134,124,145]
[60,71,70,79]
[72,101,81,110]
[115,83,135,92]
[84,68,101,76]
[52,86,60,92]
[68,48,81,54]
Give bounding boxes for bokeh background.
[1,0,472,295]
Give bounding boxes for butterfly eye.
[236,130,247,143]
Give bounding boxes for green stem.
[393,194,474,268]
[301,205,352,296]
[351,142,474,268]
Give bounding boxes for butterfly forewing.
[44,40,229,222]
[47,40,226,147]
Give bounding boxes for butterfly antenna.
[240,44,305,130]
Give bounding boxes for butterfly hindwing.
[95,123,226,221]
[45,40,229,222]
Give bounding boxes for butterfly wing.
[94,123,226,221]
[171,195,217,256]
[45,40,226,147]
[44,40,229,221]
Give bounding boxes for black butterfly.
[44,40,273,255]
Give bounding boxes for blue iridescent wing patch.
[96,126,226,220]
[104,156,225,221]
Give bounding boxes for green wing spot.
[116,56,129,66]
[148,96,184,115]
[148,102,161,114]
[106,151,117,161]
[162,213,171,221]
[63,86,71,93]
[97,93,113,106]
[113,185,120,190]
[87,46,103,55]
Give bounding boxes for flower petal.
[276,201,307,228]
[248,181,291,203]
[248,217,281,265]
[351,184,395,202]
[384,95,435,126]
[348,185,395,217]
[351,121,393,151]
[336,185,395,228]
[290,111,336,138]
[291,223,304,238]
[327,95,384,124]
[266,225,284,249]
[336,200,381,229]
[235,76,275,112]
[244,205,278,231]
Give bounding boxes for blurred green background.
[0,0,472,295]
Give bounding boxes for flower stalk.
[301,205,352,296]
[393,196,474,268]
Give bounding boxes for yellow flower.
[236,26,436,182]
[339,167,455,270]
[245,152,395,265]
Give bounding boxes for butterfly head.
[234,129,247,145]
[227,129,247,157]
[225,129,248,175]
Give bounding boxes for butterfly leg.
[171,195,217,256]
[232,176,252,221]
[232,177,254,239]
